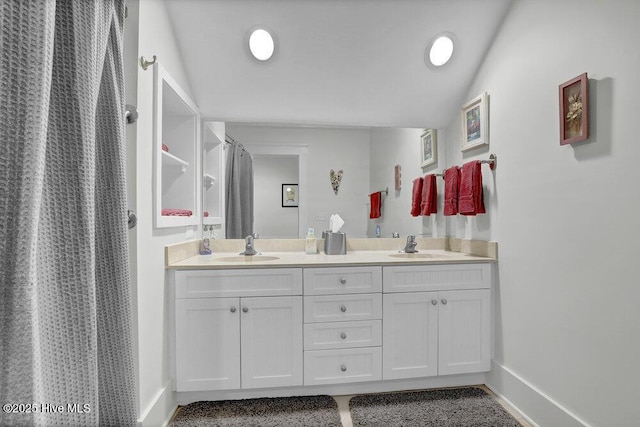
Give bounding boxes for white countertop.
[167,249,495,270]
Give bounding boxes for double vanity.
[166,237,496,404]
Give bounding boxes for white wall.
[226,124,371,237]
[368,127,446,238]
[253,155,299,238]
[134,0,196,424]
[444,1,640,425]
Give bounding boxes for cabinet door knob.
[242,306,249,313]
[340,365,347,372]
[340,277,347,284]
[340,332,347,339]
[230,306,237,313]
[431,299,438,305]
[441,299,447,305]
[340,305,347,313]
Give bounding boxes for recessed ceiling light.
[249,28,275,61]
[426,33,455,68]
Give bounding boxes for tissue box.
[324,232,346,255]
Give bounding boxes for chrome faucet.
[240,235,258,256]
[403,234,418,253]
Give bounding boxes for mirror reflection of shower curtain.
[225,142,254,238]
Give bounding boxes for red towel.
[369,192,382,219]
[443,167,459,216]
[458,161,485,216]
[410,177,424,217]
[203,211,209,217]
[420,174,437,216]
[161,208,193,217]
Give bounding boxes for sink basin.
[216,255,280,262]
[388,253,449,259]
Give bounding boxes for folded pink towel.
[162,208,193,217]
[420,174,437,216]
[410,177,423,217]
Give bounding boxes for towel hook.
[140,55,157,70]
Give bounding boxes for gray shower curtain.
[0,1,136,426]
[225,142,254,239]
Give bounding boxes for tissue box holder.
[324,232,346,255]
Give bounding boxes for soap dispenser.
[305,227,317,254]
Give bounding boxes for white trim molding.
[137,381,177,427]
[486,361,591,427]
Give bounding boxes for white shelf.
[162,150,190,172]
[203,173,216,187]
[154,61,201,229]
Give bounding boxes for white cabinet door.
[438,289,491,375]
[175,298,240,391]
[382,292,438,380]
[241,296,303,389]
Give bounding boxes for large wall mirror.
[210,122,444,239]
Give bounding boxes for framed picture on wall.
[282,184,299,207]
[420,129,437,168]
[461,91,489,151]
[559,73,589,145]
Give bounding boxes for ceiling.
[166,0,513,129]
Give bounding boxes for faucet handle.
[407,234,416,242]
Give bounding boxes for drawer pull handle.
[441,299,448,305]
[340,305,347,313]
[242,306,249,313]
[340,332,347,339]
[431,300,438,305]
[340,277,347,284]
[340,365,347,372]
[230,306,237,313]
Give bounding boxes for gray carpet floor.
[349,387,522,427]
[169,395,342,427]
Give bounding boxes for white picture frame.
[420,129,437,168]
[461,91,489,151]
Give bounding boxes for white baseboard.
[486,360,590,427]
[137,382,177,427]
[177,373,486,405]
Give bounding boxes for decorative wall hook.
[140,55,157,70]
[330,169,343,195]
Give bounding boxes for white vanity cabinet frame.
[172,269,303,392]
[169,261,494,404]
[382,263,492,380]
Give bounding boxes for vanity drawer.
[175,268,303,298]
[304,294,382,323]
[383,263,492,293]
[304,347,382,385]
[304,320,382,350]
[304,266,382,295]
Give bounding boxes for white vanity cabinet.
[302,266,383,385]
[170,260,494,400]
[382,264,492,380]
[174,269,303,392]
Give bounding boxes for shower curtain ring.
[140,55,157,70]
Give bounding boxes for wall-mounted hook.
[140,55,157,70]
[125,104,138,124]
